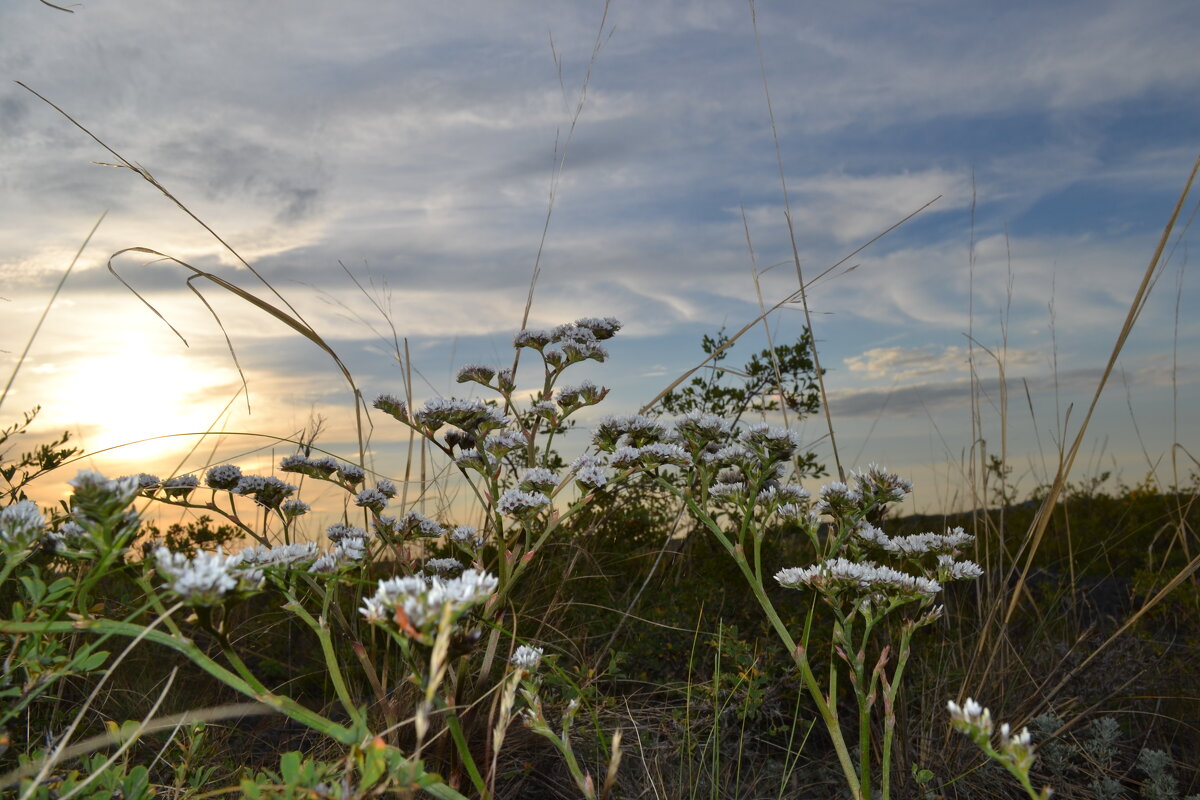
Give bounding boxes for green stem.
[665,481,861,798]
[285,586,366,733]
[0,618,358,744]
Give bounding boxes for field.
[3,5,1199,799]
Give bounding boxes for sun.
[42,335,241,468]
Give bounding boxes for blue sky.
[2,0,1197,515]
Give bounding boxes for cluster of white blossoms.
[855,522,974,556]
[0,500,46,551]
[510,644,544,671]
[569,454,608,489]
[947,698,1037,772]
[154,546,263,607]
[359,569,499,633]
[776,557,942,597]
[496,489,550,517]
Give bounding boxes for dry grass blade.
[749,0,843,480]
[105,246,367,464]
[968,151,1200,695]
[15,82,308,326]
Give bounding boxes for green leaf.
[77,649,109,672]
[240,778,263,799]
[280,750,301,785]
[122,766,151,800]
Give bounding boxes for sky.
[1,0,1198,523]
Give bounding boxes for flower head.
[205,464,243,490]
[511,644,544,671]
[1,500,46,550]
[496,489,550,518]
[360,569,498,634]
[155,546,262,606]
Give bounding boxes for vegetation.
[2,14,1198,798]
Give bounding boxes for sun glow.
[42,338,241,468]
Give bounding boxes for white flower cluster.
[815,481,864,516]
[701,443,753,467]
[424,557,463,574]
[359,569,499,632]
[855,523,974,556]
[451,525,486,548]
[519,468,559,492]
[354,487,389,513]
[1,500,46,550]
[674,412,732,443]
[496,489,550,517]
[510,644,544,670]
[775,557,941,597]
[570,454,608,489]
[947,697,1036,771]
[595,414,667,448]
[413,397,509,432]
[239,542,319,567]
[155,546,263,606]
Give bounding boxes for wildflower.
[327,523,369,543]
[636,442,693,468]
[451,525,486,548]
[936,554,984,581]
[594,414,666,450]
[373,393,409,423]
[354,487,389,514]
[702,444,753,468]
[496,368,516,392]
[336,463,366,486]
[514,328,554,350]
[530,400,558,421]
[570,454,608,489]
[815,481,863,517]
[709,482,747,501]
[205,464,243,490]
[154,546,262,606]
[558,334,608,364]
[134,473,162,492]
[44,520,87,553]
[163,474,200,499]
[279,454,339,479]
[280,498,310,518]
[609,446,642,468]
[775,558,941,597]
[233,475,266,495]
[481,431,526,457]
[455,449,487,471]
[740,423,802,462]
[239,542,319,568]
[456,363,496,385]
[519,467,558,493]
[757,482,810,505]
[1,500,46,550]
[396,513,448,537]
[414,397,510,435]
[674,412,732,447]
[360,569,498,633]
[572,316,622,340]
[511,644,544,671]
[557,380,607,411]
[69,470,141,514]
[376,479,398,498]
[496,489,550,517]
[424,557,462,574]
[235,475,297,510]
[332,534,370,565]
[851,463,913,506]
